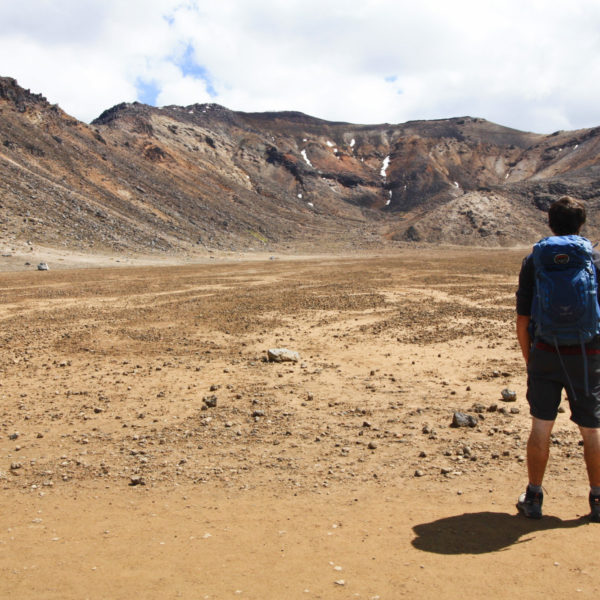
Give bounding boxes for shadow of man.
[412,512,588,554]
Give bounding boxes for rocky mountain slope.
[2,75,600,256]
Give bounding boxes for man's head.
[548,196,586,235]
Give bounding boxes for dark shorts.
[527,342,600,427]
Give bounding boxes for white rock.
[267,348,300,363]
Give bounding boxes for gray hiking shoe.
[517,487,543,519]
[589,493,600,523]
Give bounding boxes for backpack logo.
[554,254,570,265]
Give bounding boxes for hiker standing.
[515,196,600,521]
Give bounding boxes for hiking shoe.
[589,493,600,523]
[516,487,543,519]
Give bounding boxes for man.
[516,196,600,521]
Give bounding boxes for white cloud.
[1,0,600,132]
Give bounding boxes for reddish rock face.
[1,75,600,254]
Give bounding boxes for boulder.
[267,348,300,363]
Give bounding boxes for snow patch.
[380,156,390,178]
[301,150,313,167]
[350,139,356,148]
[326,141,334,147]
[574,144,579,149]
[453,181,459,188]
[385,190,392,206]
[298,193,303,199]
[307,202,314,207]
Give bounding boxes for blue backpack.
[531,235,600,346]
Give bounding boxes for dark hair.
[548,196,586,235]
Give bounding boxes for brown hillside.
[2,76,600,259]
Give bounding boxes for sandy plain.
[1,249,599,600]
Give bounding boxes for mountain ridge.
[2,75,600,259]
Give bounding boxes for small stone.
[451,412,478,428]
[252,410,265,418]
[510,407,520,414]
[203,395,218,408]
[501,388,517,402]
[414,469,424,477]
[8,432,19,440]
[129,475,145,486]
[368,441,378,450]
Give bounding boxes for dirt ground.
[1,249,599,599]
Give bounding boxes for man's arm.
[517,314,531,364]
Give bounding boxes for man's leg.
[517,417,554,518]
[527,417,555,485]
[579,427,600,522]
[579,426,600,487]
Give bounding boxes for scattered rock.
[267,348,300,363]
[203,395,218,408]
[129,475,145,486]
[37,262,49,271]
[501,388,517,402]
[451,411,478,428]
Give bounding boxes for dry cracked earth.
[1,250,599,600]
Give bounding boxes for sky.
[1,0,600,133]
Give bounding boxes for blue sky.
[1,0,600,133]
